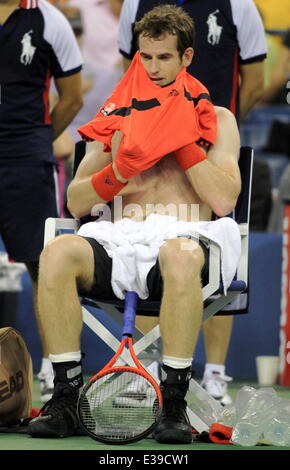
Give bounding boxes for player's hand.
[114,137,163,179]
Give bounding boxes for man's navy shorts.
[0,164,59,263]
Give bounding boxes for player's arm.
[45,3,84,140]
[51,73,83,141]
[231,0,267,119]
[118,0,138,72]
[177,107,241,217]
[67,126,127,218]
[239,61,265,119]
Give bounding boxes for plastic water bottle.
[217,386,257,429]
[263,398,290,446]
[232,421,262,447]
[234,386,258,418]
[217,404,237,428]
[231,387,278,447]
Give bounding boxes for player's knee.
[39,235,86,280]
[159,238,204,282]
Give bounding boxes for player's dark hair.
[134,4,195,57]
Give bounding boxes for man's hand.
[113,137,208,180]
[113,137,165,179]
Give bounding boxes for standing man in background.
[0,0,83,403]
[117,0,267,405]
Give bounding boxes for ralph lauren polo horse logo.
[207,10,223,45]
[20,30,36,65]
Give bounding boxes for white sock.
[162,355,192,369]
[49,351,82,363]
[204,363,225,377]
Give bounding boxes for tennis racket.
[77,291,163,444]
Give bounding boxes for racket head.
[77,366,162,445]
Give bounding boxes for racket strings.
[79,371,160,441]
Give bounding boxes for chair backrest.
[73,140,87,177]
[72,140,93,226]
[234,146,254,225]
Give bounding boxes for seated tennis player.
[28,5,241,444]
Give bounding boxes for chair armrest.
[202,240,221,301]
[236,223,249,285]
[239,223,248,236]
[202,222,250,320]
[44,217,80,247]
[201,221,249,319]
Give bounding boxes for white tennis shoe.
[112,361,160,407]
[112,379,156,407]
[200,372,233,406]
[38,361,54,403]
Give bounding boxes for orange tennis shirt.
[78,52,217,161]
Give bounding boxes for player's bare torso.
[112,153,211,223]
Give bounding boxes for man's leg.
[25,261,55,403]
[6,163,60,402]
[201,315,233,405]
[153,238,205,444]
[28,234,96,438]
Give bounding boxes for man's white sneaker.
[38,369,54,403]
[112,378,156,407]
[200,373,233,406]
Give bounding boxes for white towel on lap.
[77,214,241,300]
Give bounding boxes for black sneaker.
[28,382,82,438]
[152,365,193,444]
[153,396,192,444]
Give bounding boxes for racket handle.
[122,291,138,336]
